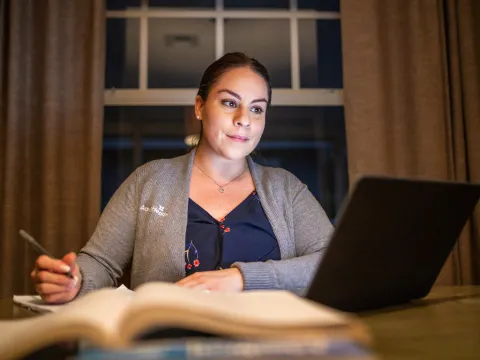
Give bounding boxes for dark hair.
[197,52,272,106]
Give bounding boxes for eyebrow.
[217,89,268,105]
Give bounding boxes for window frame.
[104,0,343,106]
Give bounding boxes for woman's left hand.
[175,268,244,292]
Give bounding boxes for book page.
[117,282,355,343]
[125,282,348,328]
[1,287,134,359]
[52,285,134,334]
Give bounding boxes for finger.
[178,281,210,291]
[30,269,37,282]
[43,291,73,304]
[176,273,204,286]
[177,277,212,291]
[36,255,71,275]
[190,283,211,291]
[70,262,81,279]
[175,277,190,286]
[36,283,69,296]
[62,252,81,279]
[62,252,76,268]
[35,270,74,287]
[175,273,193,286]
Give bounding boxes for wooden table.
[1,286,480,359]
[358,286,480,359]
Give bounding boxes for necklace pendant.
[219,187,225,193]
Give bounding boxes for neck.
[194,143,248,182]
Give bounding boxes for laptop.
[305,176,480,313]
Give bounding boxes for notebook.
[13,284,133,313]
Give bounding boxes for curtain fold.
[340,0,480,284]
[0,0,105,297]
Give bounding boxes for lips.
[227,134,249,142]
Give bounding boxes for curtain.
[340,0,480,284]
[0,0,105,297]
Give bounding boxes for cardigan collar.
[182,147,262,192]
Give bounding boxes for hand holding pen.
[20,230,82,304]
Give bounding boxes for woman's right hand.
[30,252,82,304]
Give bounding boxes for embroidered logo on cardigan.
[140,204,168,217]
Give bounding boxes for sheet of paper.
[13,284,132,314]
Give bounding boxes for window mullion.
[290,0,300,90]
[139,0,148,90]
[215,0,224,59]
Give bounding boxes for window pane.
[102,148,134,209]
[224,0,289,9]
[298,0,340,11]
[106,19,139,89]
[258,106,347,218]
[224,19,291,88]
[107,0,140,10]
[103,106,191,207]
[103,106,347,219]
[148,19,215,88]
[149,0,214,8]
[299,20,343,88]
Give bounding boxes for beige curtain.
[0,0,105,297]
[340,0,480,284]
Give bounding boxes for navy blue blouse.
[185,191,281,274]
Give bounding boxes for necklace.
[194,162,248,193]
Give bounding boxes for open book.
[2,282,371,359]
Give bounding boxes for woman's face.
[195,67,269,161]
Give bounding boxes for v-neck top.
[184,191,281,274]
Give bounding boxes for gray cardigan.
[76,150,333,296]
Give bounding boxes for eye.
[221,99,237,108]
[250,107,264,115]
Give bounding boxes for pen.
[19,229,74,279]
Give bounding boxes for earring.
[197,115,200,120]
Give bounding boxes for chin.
[219,146,254,160]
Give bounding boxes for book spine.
[77,339,372,360]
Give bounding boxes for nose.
[233,107,250,128]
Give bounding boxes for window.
[104,0,346,220]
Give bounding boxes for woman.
[31,52,334,304]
